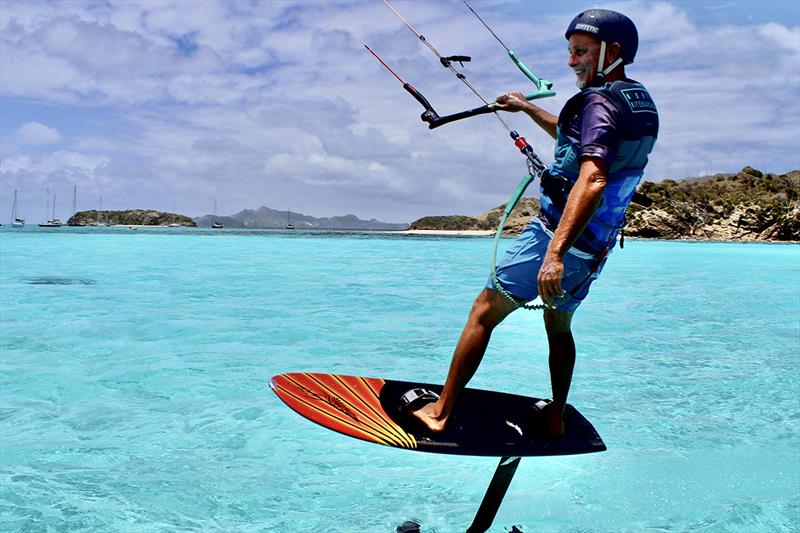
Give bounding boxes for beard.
[574,66,598,89]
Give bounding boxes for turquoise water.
[1,226,798,532]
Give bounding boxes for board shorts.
[486,219,608,313]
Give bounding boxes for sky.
[1,0,799,224]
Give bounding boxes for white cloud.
[758,22,800,51]
[1,1,798,222]
[1,150,107,174]
[16,122,62,145]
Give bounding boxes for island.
[410,167,799,242]
[67,210,197,227]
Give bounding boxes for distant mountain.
[194,206,408,230]
[410,167,800,242]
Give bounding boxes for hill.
[68,210,196,227]
[410,167,799,242]
[625,167,798,241]
[410,198,540,235]
[194,206,408,230]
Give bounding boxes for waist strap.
[542,170,653,207]
[535,219,600,261]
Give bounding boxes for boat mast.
[44,187,50,223]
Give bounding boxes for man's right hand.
[494,92,558,139]
[538,250,566,307]
[493,91,530,112]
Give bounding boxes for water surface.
[1,227,798,532]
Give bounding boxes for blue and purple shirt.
[539,78,659,255]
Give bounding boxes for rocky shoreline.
[410,167,800,242]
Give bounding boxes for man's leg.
[411,288,517,432]
[542,308,575,436]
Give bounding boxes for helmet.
[565,9,638,65]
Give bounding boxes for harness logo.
[620,88,657,114]
[574,23,599,34]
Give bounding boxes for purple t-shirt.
[540,79,659,255]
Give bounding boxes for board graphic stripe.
[272,379,395,447]
[304,373,399,440]
[284,373,409,448]
[353,375,417,448]
[329,374,415,448]
[272,382,391,446]
[337,375,415,447]
[279,374,398,446]
[303,373,413,448]
[324,375,416,448]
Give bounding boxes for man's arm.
[538,156,608,305]
[493,92,558,139]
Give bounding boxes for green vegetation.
[68,210,197,227]
[409,198,540,234]
[411,167,799,241]
[410,215,487,231]
[627,168,799,240]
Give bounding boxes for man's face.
[567,33,602,89]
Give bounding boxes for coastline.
[398,229,798,244]
[399,229,495,237]
[4,225,797,244]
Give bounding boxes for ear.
[606,42,622,63]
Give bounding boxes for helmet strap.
[597,40,607,74]
[602,57,624,77]
[592,41,624,86]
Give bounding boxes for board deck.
[270,372,606,457]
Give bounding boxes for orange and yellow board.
[270,372,418,449]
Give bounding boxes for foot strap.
[398,388,440,413]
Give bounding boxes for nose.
[568,53,578,67]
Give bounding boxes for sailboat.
[11,189,25,227]
[95,194,109,226]
[212,198,223,228]
[286,208,295,230]
[70,185,85,226]
[38,188,62,227]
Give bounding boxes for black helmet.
[565,9,638,65]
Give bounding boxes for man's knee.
[468,289,515,329]
[543,308,573,336]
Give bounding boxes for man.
[410,9,659,436]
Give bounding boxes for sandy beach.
[399,229,495,236]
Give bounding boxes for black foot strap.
[398,388,439,414]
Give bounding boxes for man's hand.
[538,251,565,307]
[538,157,609,308]
[493,91,529,112]
[494,92,558,139]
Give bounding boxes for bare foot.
[533,400,566,439]
[409,400,448,433]
[537,401,566,438]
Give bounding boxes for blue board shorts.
[486,219,608,313]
